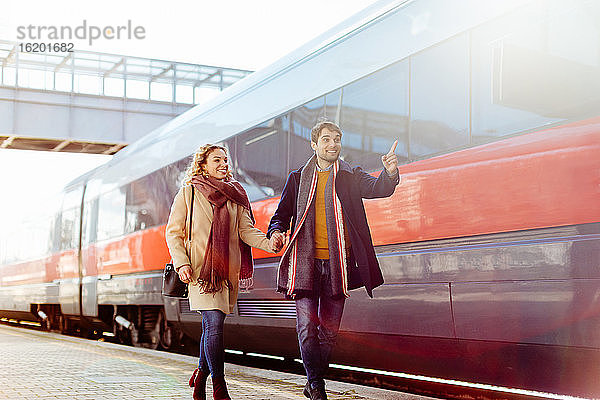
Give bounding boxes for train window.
[288,91,342,171]
[97,187,126,241]
[50,213,61,252]
[471,2,600,143]
[62,186,83,210]
[57,187,83,251]
[126,179,156,233]
[1,217,46,263]
[33,216,53,258]
[225,136,263,202]
[82,198,98,245]
[1,212,53,263]
[410,33,469,158]
[165,158,190,200]
[233,116,289,200]
[1,227,18,263]
[324,90,341,122]
[339,61,409,171]
[59,208,79,250]
[290,96,326,171]
[125,169,174,233]
[0,232,7,264]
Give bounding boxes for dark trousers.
[198,309,226,378]
[295,259,345,388]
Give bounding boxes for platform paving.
[0,323,436,400]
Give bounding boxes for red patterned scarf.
[277,157,349,298]
[191,175,254,293]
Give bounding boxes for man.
[267,120,399,400]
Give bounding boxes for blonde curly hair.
[183,144,233,185]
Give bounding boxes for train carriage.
[1,0,600,397]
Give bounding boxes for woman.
[165,144,277,400]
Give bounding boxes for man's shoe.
[303,383,311,398]
[303,382,327,400]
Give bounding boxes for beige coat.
[165,184,270,314]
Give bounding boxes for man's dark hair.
[310,119,343,143]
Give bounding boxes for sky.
[0,0,378,229]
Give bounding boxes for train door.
[80,185,100,318]
[57,185,84,316]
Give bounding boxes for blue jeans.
[198,309,226,378]
[295,259,346,388]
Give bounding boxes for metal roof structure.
[0,40,253,154]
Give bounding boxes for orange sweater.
[314,170,350,259]
[314,171,330,259]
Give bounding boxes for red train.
[2,0,599,397]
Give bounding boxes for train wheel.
[128,307,160,349]
[158,309,181,350]
[58,315,69,334]
[41,317,52,331]
[130,325,142,347]
[142,307,160,350]
[145,327,160,350]
[113,317,132,345]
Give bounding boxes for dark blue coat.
[267,159,400,297]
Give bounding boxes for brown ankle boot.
[212,376,231,400]
[189,368,209,400]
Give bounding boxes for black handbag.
[162,262,188,298]
[162,187,194,298]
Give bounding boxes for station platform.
[0,324,435,400]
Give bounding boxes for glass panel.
[126,179,156,233]
[50,213,61,252]
[340,61,409,171]
[97,187,126,241]
[104,77,124,97]
[32,216,52,258]
[233,116,289,200]
[63,187,83,209]
[126,79,149,100]
[164,158,190,200]
[54,72,72,92]
[17,68,46,90]
[56,187,83,251]
[290,97,325,171]
[0,216,52,263]
[150,82,172,102]
[0,231,7,264]
[6,226,23,262]
[125,168,179,233]
[82,198,98,245]
[471,1,600,143]
[411,33,469,158]
[2,67,16,86]
[75,74,101,95]
[324,90,341,123]
[176,85,193,104]
[59,208,79,250]
[45,70,53,90]
[194,87,219,104]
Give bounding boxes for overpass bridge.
[0,40,252,155]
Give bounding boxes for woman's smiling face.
[203,148,228,180]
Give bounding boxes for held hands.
[178,265,193,284]
[269,230,287,253]
[381,139,399,176]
